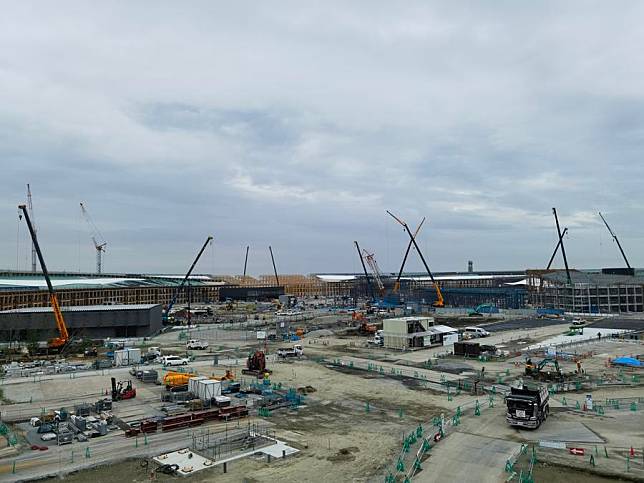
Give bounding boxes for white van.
[463,327,490,338]
[161,355,189,366]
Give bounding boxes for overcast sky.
[2,2,644,276]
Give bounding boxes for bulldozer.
[525,357,565,383]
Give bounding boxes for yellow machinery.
[162,371,197,388]
[19,204,70,349]
[387,210,444,307]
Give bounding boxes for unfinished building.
[527,270,644,313]
[382,316,458,350]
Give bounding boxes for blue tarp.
[612,357,641,367]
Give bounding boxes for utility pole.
[598,212,631,269]
[26,184,37,272]
[552,208,571,285]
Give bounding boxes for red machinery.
[111,377,136,401]
[242,351,271,377]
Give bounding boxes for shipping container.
[196,379,221,402]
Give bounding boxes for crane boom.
[80,202,107,274]
[552,208,571,285]
[164,236,213,320]
[394,217,425,293]
[598,212,631,269]
[354,241,375,300]
[546,227,568,270]
[18,204,69,347]
[26,184,37,273]
[269,246,280,285]
[387,210,444,307]
[362,248,385,295]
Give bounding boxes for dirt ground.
[10,314,643,482]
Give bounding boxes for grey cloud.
[1,1,644,274]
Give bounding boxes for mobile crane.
[18,204,70,349]
[387,210,444,307]
[163,236,213,323]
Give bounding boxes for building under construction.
[527,269,644,313]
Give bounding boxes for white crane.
[80,202,107,274]
[26,184,37,272]
[361,248,385,295]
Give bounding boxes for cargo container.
[113,348,141,366]
[196,379,221,402]
[188,376,208,396]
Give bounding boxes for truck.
[368,330,384,346]
[186,339,209,350]
[506,385,549,429]
[277,345,303,358]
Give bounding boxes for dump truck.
[506,386,549,429]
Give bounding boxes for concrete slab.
[417,432,517,483]
[153,448,214,477]
[517,421,604,443]
[260,440,299,458]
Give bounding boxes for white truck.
[277,345,303,358]
[368,330,384,346]
[186,339,209,350]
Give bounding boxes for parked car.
[40,433,57,441]
[463,327,490,339]
[186,339,209,350]
[161,356,189,366]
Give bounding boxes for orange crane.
[18,204,70,349]
[387,210,444,307]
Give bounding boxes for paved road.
[586,318,644,330]
[483,317,570,332]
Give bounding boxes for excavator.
[18,204,70,350]
[525,357,565,382]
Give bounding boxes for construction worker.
[597,332,602,341]
[576,360,582,374]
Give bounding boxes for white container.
[114,348,142,366]
[126,348,141,364]
[196,379,221,402]
[188,376,208,396]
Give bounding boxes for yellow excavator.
[19,205,70,350]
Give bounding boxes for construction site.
[0,201,641,483]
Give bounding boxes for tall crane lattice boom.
[80,202,107,274]
[362,249,385,295]
[26,184,37,272]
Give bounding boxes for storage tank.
[196,379,221,402]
